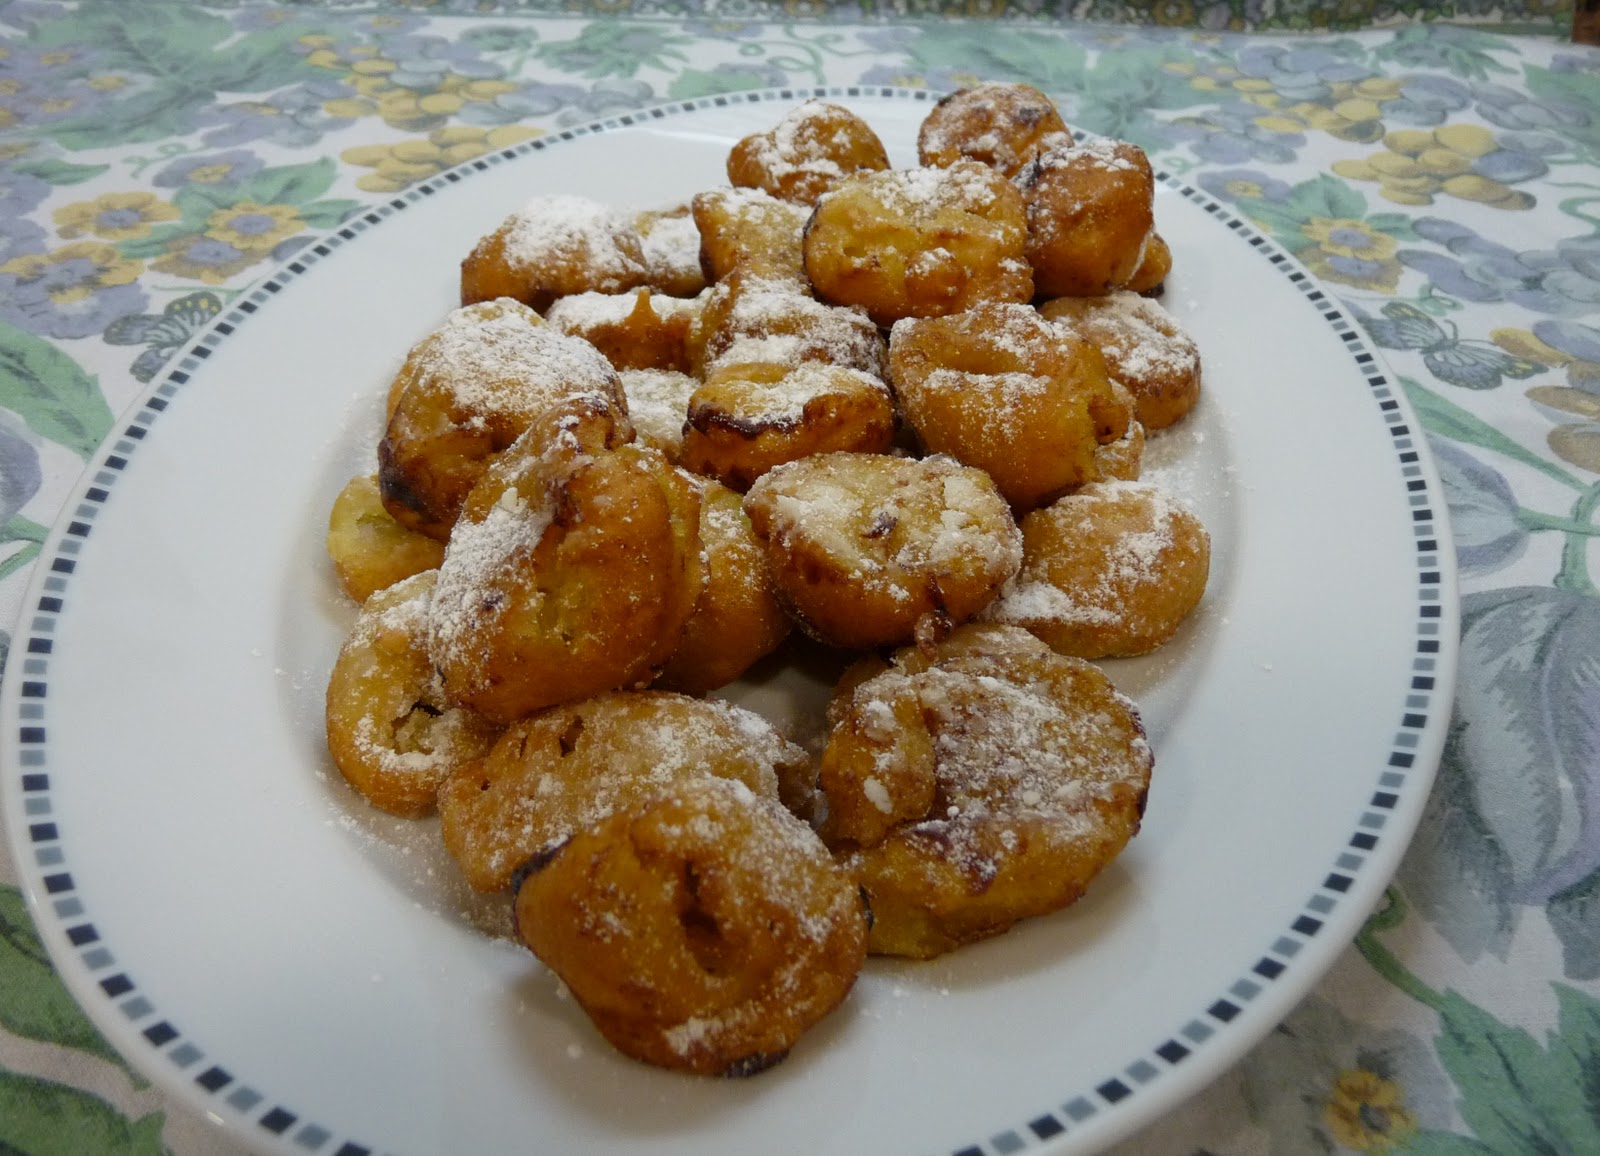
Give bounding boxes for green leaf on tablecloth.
[0,888,132,1079]
[1549,983,1600,1106]
[1071,44,1216,142]
[42,87,211,153]
[534,22,690,79]
[1396,1131,1497,1154]
[1522,65,1600,154]
[1550,864,1600,982]
[241,159,337,209]
[28,5,320,151]
[1373,25,1517,83]
[462,25,542,53]
[114,223,195,263]
[1366,213,1421,242]
[669,68,772,100]
[10,159,111,187]
[1428,984,1600,1153]
[0,542,41,586]
[1401,376,1583,489]
[0,1069,166,1156]
[0,322,112,461]
[1285,174,1370,227]
[296,199,361,230]
[899,24,1091,99]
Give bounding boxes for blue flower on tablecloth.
[1549,51,1600,75]
[197,80,357,149]
[553,79,656,127]
[0,242,147,340]
[1229,42,1374,103]
[1397,219,1600,319]
[857,26,921,57]
[1238,996,1452,1154]
[53,192,179,243]
[455,80,585,125]
[1195,167,1296,206]
[1170,102,1304,165]
[147,236,255,285]
[382,35,507,90]
[345,12,435,42]
[1475,80,1593,134]
[0,2,68,30]
[0,217,45,265]
[1379,74,1473,127]
[228,6,303,33]
[0,167,49,219]
[152,150,266,190]
[1496,319,1600,473]
[0,77,110,131]
[679,20,767,40]
[0,41,101,84]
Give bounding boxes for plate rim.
[0,84,1460,1156]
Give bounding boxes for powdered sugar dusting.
[619,368,696,453]
[501,194,643,285]
[407,302,621,420]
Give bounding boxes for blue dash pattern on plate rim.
[1,86,1453,1156]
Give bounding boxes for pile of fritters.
[323,85,1211,1077]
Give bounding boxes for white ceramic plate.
[2,89,1457,1156]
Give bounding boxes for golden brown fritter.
[803,162,1032,326]
[325,571,502,818]
[1038,292,1201,430]
[515,775,868,1076]
[981,480,1210,658]
[1018,138,1156,298]
[818,624,1153,958]
[742,451,1022,649]
[888,301,1131,511]
[438,690,802,891]
[326,474,446,603]
[378,298,630,541]
[426,409,703,722]
[917,82,1072,179]
[727,100,890,205]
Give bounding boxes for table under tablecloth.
[1,3,1597,1154]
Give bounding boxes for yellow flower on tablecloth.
[1148,0,1200,26]
[203,203,306,254]
[1495,328,1600,390]
[1,243,143,304]
[1490,328,1600,472]
[150,235,260,284]
[1322,1068,1417,1149]
[53,193,179,242]
[1299,218,1402,291]
[342,124,543,193]
[1333,125,1534,210]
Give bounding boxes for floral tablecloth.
[1,3,1598,1154]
